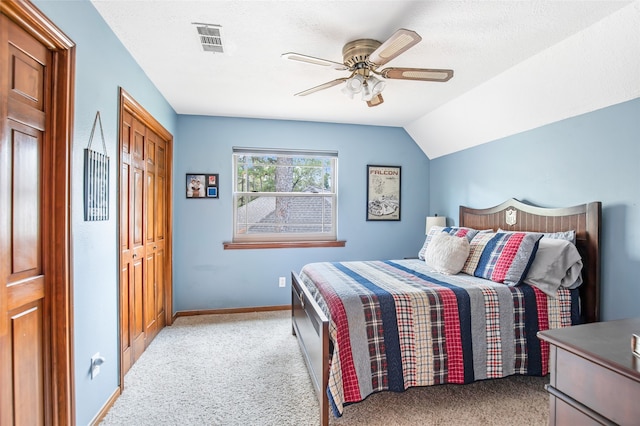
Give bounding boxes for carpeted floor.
[100,310,550,425]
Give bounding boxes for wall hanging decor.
[84,111,109,221]
[366,164,401,221]
[186,173,219,198]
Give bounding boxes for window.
[232,147,338,243]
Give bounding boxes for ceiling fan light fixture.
[361,82,373,101]
[282,28,453,106]
[341,84,355,99]
[342,74,385,103]
[368,75,385,96]
[346,74,364,93]
[342,74,365,99]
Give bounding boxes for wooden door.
[154,136,167,331]
[143,130,168,345]
[130,115,147,360]
[119,90,172,377]
[120,110,147,372]
[144,130,158,343]
[0,16,48,425]
[0,7,74,424]
[119,112,132,373]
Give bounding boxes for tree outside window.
[232,148,337,242]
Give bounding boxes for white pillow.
[424,232,470,275]
[523,238,583,296]
[418,226,480,260]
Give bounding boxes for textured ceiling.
[91,0,638,156]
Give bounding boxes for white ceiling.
[91,0,639,157]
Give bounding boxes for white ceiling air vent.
[194,23,224,53]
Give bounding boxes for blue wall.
[174,116,430,311]
[31,2,429,424]
[26,1,640,424]
[429,97,640,321]
[33,1,178,425]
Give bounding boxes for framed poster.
[186,173,219,198]
[366,165,401,221]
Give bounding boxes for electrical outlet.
[279,276,286,287]
[91,353,105,379]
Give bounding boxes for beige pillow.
[424,232,470,275]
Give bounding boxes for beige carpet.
[100,310,550,425]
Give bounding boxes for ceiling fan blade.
[294,78,348,96]
[366,93,384,107]
[367,29,422,67]
[282,52,349,71]
[381,67,454,82]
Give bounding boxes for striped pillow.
[418,226,480,260]
[461,231,543,285]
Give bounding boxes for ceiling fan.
[282,29,454,107]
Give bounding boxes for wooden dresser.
[538,318,640,425]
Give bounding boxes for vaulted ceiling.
[91,0,639,158]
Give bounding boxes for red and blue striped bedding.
[299,259,579,417]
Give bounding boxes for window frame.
[229,147,341,247]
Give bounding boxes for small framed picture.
[186,174,206,198]
[186,173,219,198]
[206,173,219,198]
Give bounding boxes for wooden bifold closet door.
[119,89,172,376]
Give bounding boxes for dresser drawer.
[555,347,640,425]
[553,396,602,426]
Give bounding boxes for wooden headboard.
[459,198,601,323]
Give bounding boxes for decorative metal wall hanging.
[84,111,109,221]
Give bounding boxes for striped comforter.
[299,259,579,416]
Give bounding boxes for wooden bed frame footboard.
[291,271,330,426]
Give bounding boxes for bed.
[291,198,601,425]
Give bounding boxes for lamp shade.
[425,216,446,234]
